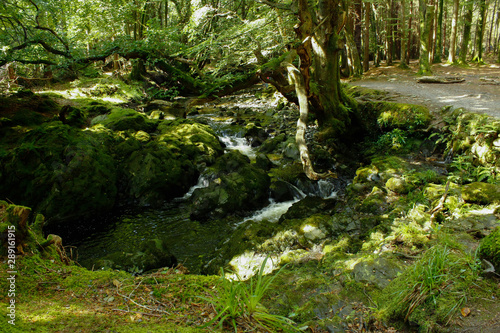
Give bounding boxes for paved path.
[349,62,500,118]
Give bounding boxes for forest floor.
[349,59,500,119]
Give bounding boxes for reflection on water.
[71,203,235,274]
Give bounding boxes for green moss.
[386,177,410,194]
[462,182,500,204]
[375,102,432,130]
[479,226,500,268]
[95,107,155,132]
[0,122,118,224]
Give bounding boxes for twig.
[112,308,162,317]
[117,292,170,314]
[429,179,451,223]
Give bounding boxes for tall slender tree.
[472,0,488,62]
[459,0,474,63]
[418,0,434,74]
[448,0,459,63]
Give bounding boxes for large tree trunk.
[346,16,363,77]
[270,0,348,179]
[473,0,488,62]
[488,0,498,51]
[448,0,459,62]
[418,0,433,74]
[284,62,332,180]
[400,0,408,68]
[363,1,371,71]
[459,1,474,63]
[434,0,444,62]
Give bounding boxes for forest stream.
[58,107,342,275]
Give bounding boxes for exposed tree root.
[283,61,337,181]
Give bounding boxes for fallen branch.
[112,309,163,317]
[429,179,451,223]
[417,76,465,84]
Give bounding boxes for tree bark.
[434,0,444,62]
[448,0,459,63]
[363,1,370,71]
[459,1,474,63]
[400,0,408,67]
[283,62,334,180]
[473,0,488,62]
[418,0,433,74]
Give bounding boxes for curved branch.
[282,61,336,180]
[27,0,69,51]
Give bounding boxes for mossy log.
[417,76,465,84]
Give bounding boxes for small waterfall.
[316,179,338,199]
[295,178,338,199]
[178,175,210,200]
[239,200,298,225]
[219,135,256,159]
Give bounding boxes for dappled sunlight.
[227,251,279,281]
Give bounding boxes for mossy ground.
[0,255,220,332]
[1,77,499,332]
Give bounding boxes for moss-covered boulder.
[190,151,270,221]
[0,123,117,225]
[358,186,389,214]
[375,102,432,131]
[94,238,177,273]
[0,90,59,126]
[280,196,337,220]
[157,118,223,165]
[386,177,410,194]
[352,256,406,289]
[0,201,64,260]
[479,227,500,269]
[354,156,414,185]
[93,107,155,132]
[462,182,500,205]
[121,141,197,205]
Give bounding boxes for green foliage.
[379,244,483,329]
[200,257,299,332]
[375,128,408,151]
[479,227,500,268]
[448,154,498,184]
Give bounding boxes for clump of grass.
[200,257,299,332]
[378,244,482,330]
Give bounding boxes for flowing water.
[66,113,343,274]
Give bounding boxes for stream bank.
[1,80,499,332]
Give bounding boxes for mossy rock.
[258,132,287,154]
[354,156,414,185]
[358,186,388,214]
[351,256,406,289]
[0,122,118,225]
[0,201,62,259]
[157,118,223,164]
[190,151,270,220]
[375,102,432,130]
[479,227,500,269]
[122,141,197,205]
[0,90,59,124]
[281,196,337,220]
[462,182,500,205]
[94,238,177,273]
[386,177,410,194]
[423,182,462,201]
[94,107,155,132]
[60,105,88,128]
